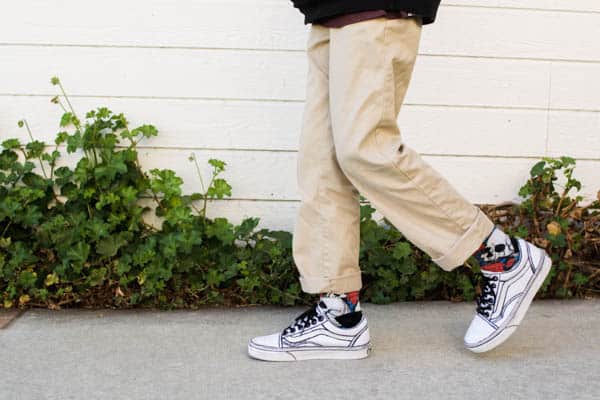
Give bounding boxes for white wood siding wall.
[1,0,599,231]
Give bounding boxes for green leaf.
[207,178,232,199]
[96,235,128,257]
[164,206,192,226]
[41,149,60,164]
[263,230,292,249]
[119,186,138,204]
[206,269,224,287]
[149,168,183,198]
[530,160,546,177]
[22,172,48,189]
[206,218,235,245]
[66,131,83,153]
[66,242,90,265]
[572,272,588,286]
[55,131,69,145]
[208,158,226,172]
[25,140,46,159]
[54,166,73,185]
[2,138,20,150]
[87,268,107,286]
[131,124,158,139]
[360,202,376,221]
[94,158,127,181]
[18,270,38,289]
[60,112,74,127]
[392,242,412,260]
[235,217,260,240]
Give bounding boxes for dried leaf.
[564,248,573,259]
[547,221,561,236]
[18,295,31,306]
[570,208,582,220]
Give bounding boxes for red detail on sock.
[505,257,516,269]
[345,291,359,305]
[481,262,505,273]
[472,242,486,257]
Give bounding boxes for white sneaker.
[464,237,553,353]
[248,296,371,361]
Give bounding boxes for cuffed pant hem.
[299,272,363,294]
[431,209,495,271]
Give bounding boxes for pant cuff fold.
[299,271,363,294]
[431,209,495,271]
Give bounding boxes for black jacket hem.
[291,0,441,25]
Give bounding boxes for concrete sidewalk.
[1,300,598,400]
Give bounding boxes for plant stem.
[555,184,571,217]
[55,97,68,114]
[58,81,78,122]
[531,188,541,236]
[1,221,11,237]
[190,153,208,218]
[190,153,207,194]
[22,119,48,179]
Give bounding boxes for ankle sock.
[320,290,360,313]
[472,226,521,273]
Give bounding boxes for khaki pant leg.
[329,17,494,270]
[292,25,363,294]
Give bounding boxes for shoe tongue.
[318,296,350,316]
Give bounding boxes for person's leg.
[328,17,494,271]
[248,25,370,361]
[291,24,363,295]
[328,17,552,353]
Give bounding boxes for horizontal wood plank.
[446,0,600,13]
[1,96,552,157]
[1,2,599,61]
[550,62,600,111]
[139,198,301,232]
[423,7,600,61]
[547,111,600,158]
[0,46,552,108]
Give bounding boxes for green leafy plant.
[1,77,598,309]
[516,157,600,297]
[480,157,600,298]
[0,77,302,309]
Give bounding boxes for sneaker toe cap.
[250,333,281,349]
[464,314,496,347]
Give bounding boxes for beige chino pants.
[292,17,495,294]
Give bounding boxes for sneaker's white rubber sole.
[248,343,372,361]
[465,251,553,353]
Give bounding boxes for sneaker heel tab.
[335,311,363,328]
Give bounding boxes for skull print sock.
[472,226,521,273]
[320,291,361,313]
